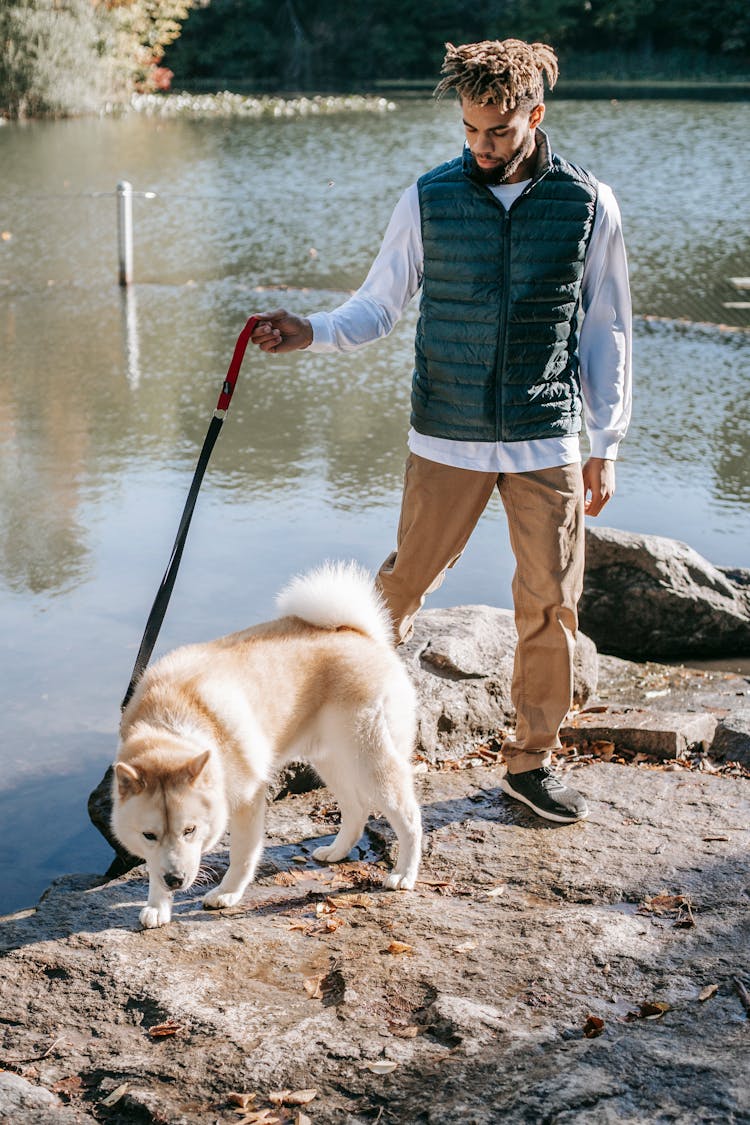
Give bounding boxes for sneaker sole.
[499,776,588,824]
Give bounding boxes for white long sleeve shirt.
[309,175,632,471]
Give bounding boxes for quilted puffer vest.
[412,130,598,443]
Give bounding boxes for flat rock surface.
[2,761,750,1124]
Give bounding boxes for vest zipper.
[496,207,511,442]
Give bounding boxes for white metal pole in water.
[117,180,134,286]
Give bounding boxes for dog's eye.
[142,831,157,842]
[183,825,196,838]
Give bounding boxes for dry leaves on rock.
[698,984,719,1002]
[147,1020,184,1039]
[269,1089,317,1106]
[303,973,328,1000]
[623,1000,670,1022]
[100,1083,130,1108]
[387,1021,420,1038]
[52,1075,84,1099]
[384,941,413,956]
[362,1060,398,1074]
[582,1015,605,1038]
[638,892,695,928]
[328,892,372,909]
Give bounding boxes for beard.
[472,131,535,186]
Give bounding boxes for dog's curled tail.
[276,560,394,647]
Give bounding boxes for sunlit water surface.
[1,99,748,913]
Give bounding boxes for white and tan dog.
[111,562,422,928]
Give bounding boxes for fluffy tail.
[276,560,394,647]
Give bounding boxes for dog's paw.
[383,871,417,891]
[203,887,243,910]
[139,904,171,928]
[312,844,337,864]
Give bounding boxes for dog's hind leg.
[377,779,422,890]
[312,771,369,864]
[364,705,422,890]
[203,786,266,911]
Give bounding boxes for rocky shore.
[2,530,749,1124]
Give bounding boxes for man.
[250,39,632,824]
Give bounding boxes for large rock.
[400,605,598,759]
[3,763,750,1125]
[579,526,750,659]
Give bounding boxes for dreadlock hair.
[434,39,559,111]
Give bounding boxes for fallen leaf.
[324,917,344,932]
[1,231,11,241]
[147,1020,183,1039]
[640,1001,670,1020]
[295,1114,312,1125]
[292,855,308,865]
[315,899,337,916]
[385,941,413,955]
[273,871,299,886]
[100,1083,129,1107]
[268,1089,317,1106]
[484,885,507,897]
[387,1022,419,1038]
[362,1060,398,1074]
[329,893,372,909]
[698,984,719,1002]
[228,1092,258,1109]
[303,974,326,999]
[582,1015,605,1038]
[453,941,478,954]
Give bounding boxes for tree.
[0,0,119,118]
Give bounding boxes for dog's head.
[111,739,225,894]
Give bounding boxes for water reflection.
[120,284,141,389]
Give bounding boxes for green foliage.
[164,0,750,89]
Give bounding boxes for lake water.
[1,97,748,915]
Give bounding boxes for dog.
[111,562,422,928]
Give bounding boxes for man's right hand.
[250,308,313,353]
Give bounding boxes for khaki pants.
[376,453,585,774]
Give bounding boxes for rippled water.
[1,98,748,914]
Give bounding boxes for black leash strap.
[121,316,259,711]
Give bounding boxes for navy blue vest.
[413,131,598,442]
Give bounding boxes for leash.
[121,315,260,710]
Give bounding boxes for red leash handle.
[215,315,260,415]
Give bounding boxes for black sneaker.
[500,767,588,823]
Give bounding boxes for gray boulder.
[579,526,750,659]
[400,605,598,759]
[710,708,750,765]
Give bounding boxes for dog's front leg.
[203,787,266,911]
[139,876,173,929]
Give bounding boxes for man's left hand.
[582,457,615,517]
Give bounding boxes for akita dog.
[111,562,422,928]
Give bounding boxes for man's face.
[461,98,544,185]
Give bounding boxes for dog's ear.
[181,749,211,786]
[114,762,146,799]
